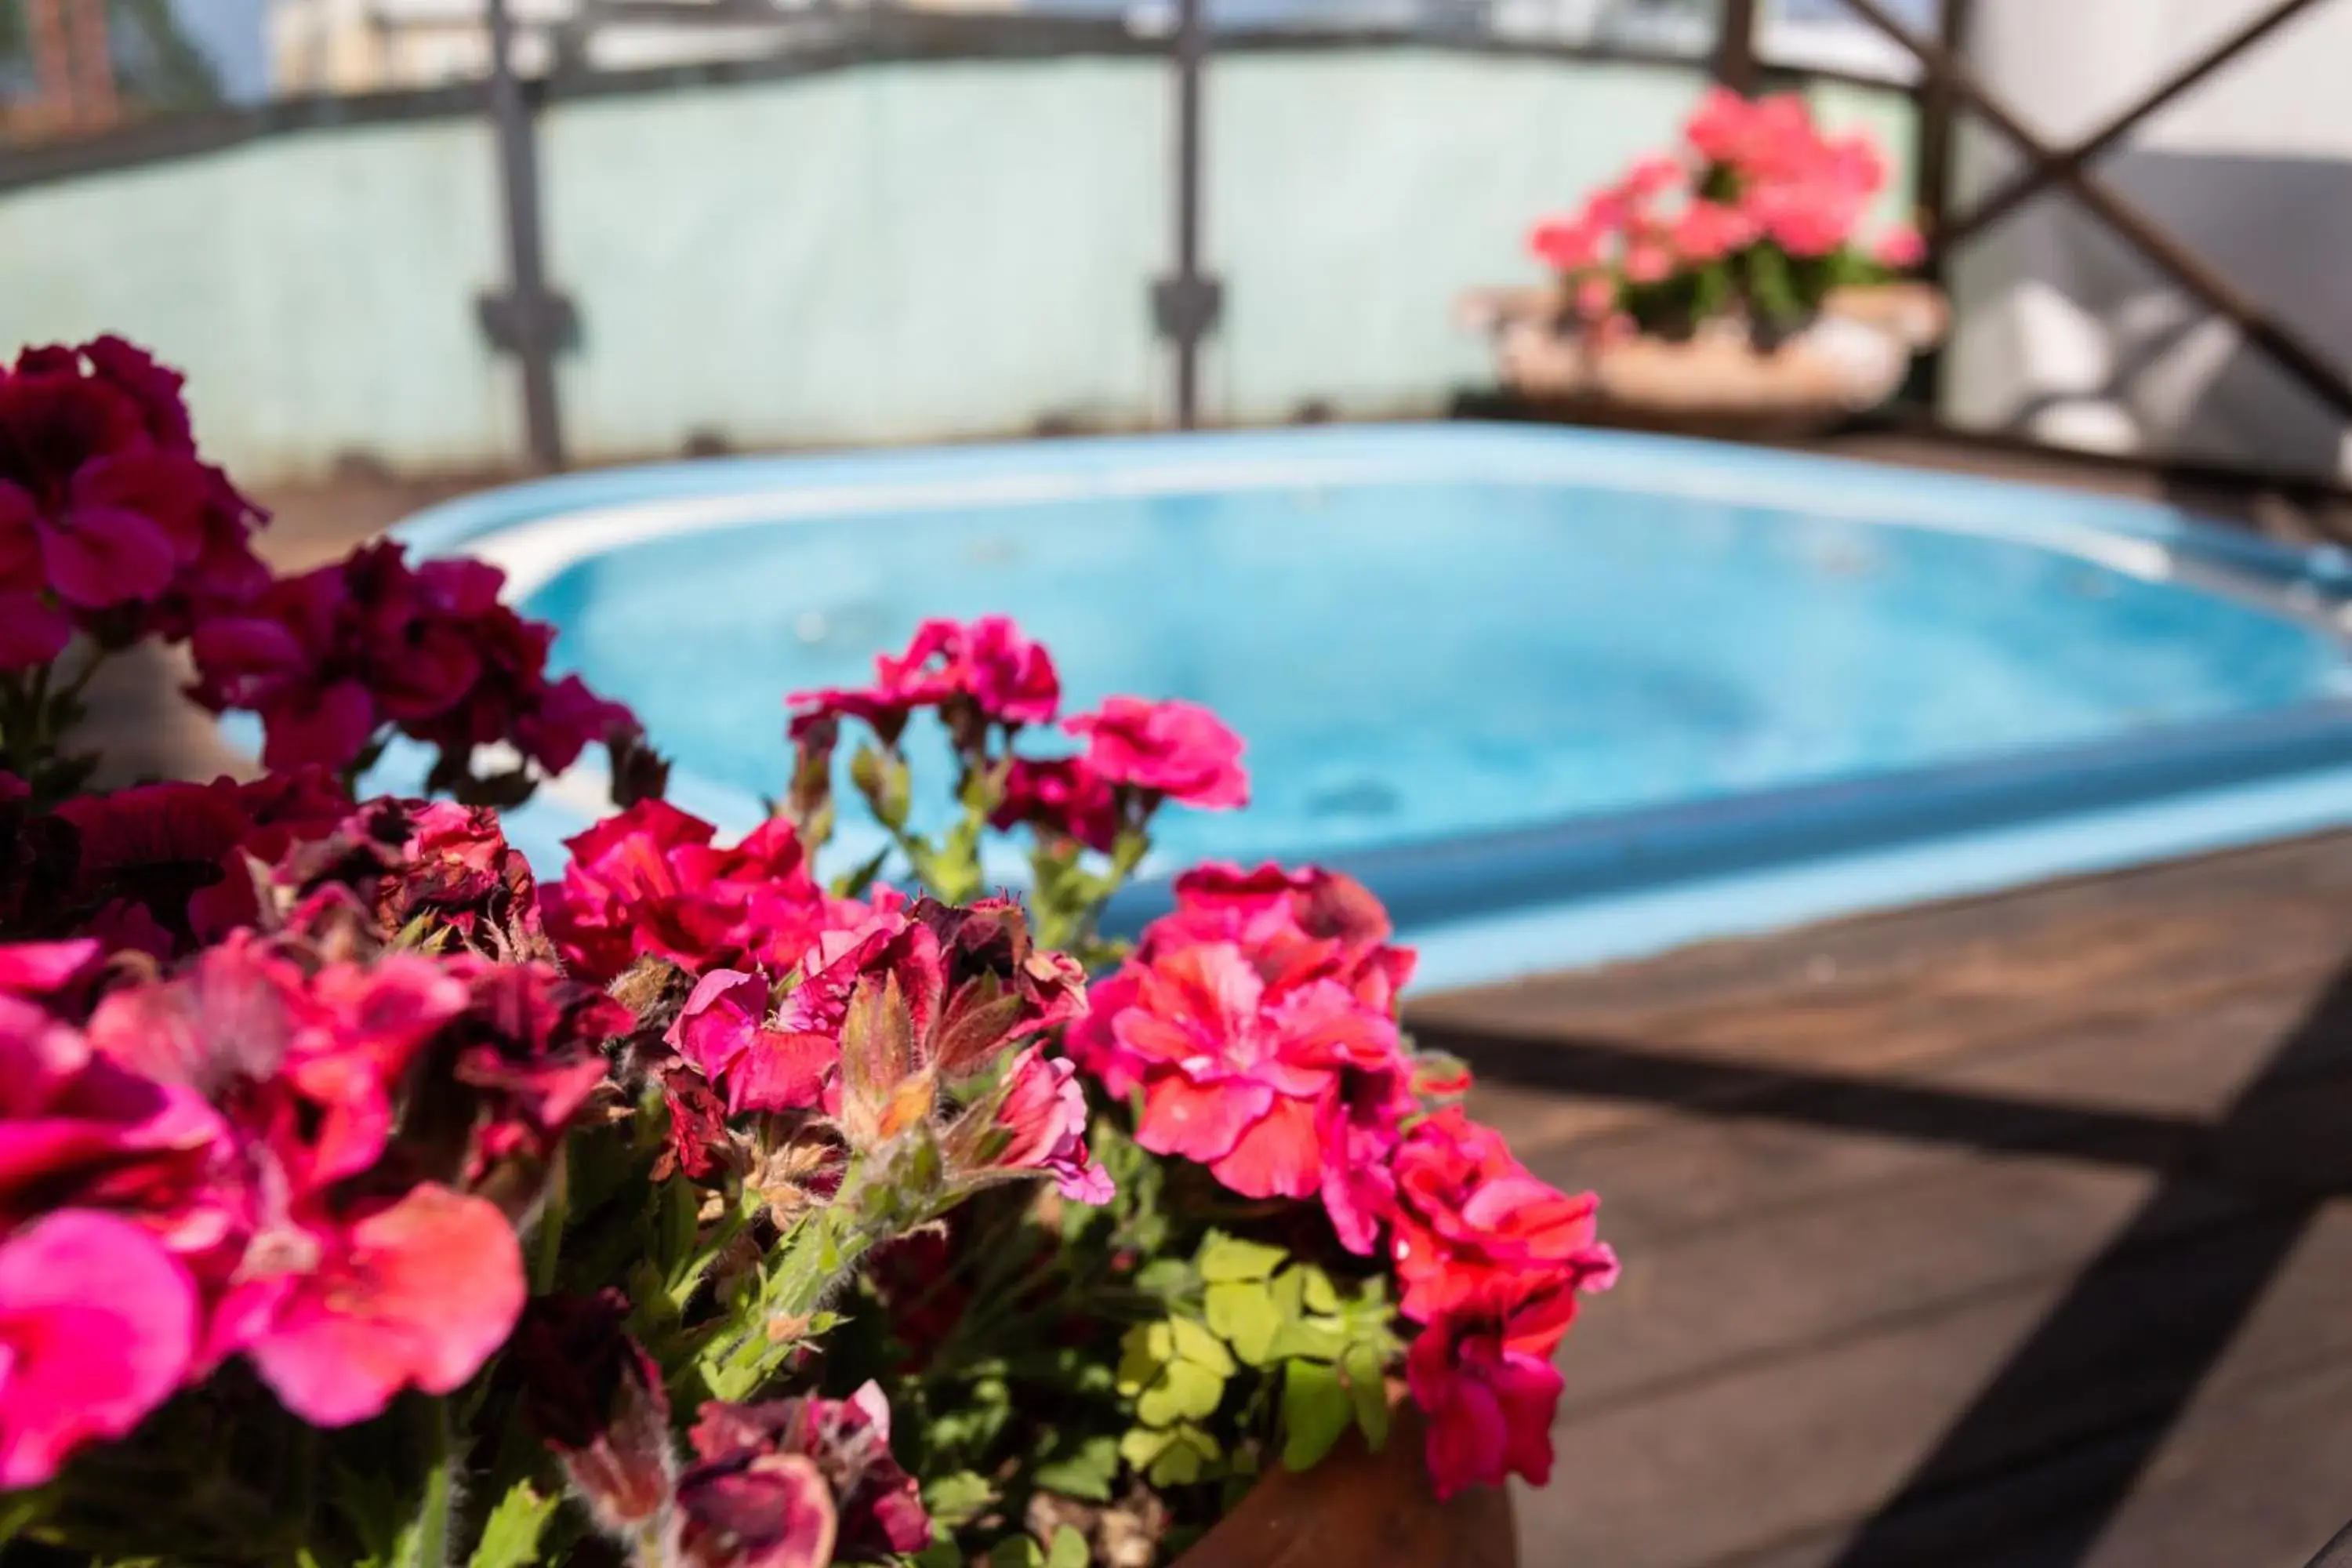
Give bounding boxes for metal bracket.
[1151,274,1225,344]
[475,289,582,356]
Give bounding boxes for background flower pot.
[1458,281,1947,439]
[1171,1403,1519,1568]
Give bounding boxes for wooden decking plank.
[1519,1198,2352,1567]
[1717,1353,2352,1568]
[1421,831,2352,1033]
[1497,978,2350,1253]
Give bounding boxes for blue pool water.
[390,426,2352,988]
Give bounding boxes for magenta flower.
[990,756,1122,852]
[670,967,836,1116]
[0,948,226,1241]
[1063,695,1248,810]
[0,1209,199,1487]
[874,615,1061,727]
[231,1181,526,1426]
[0,339,265,637]
[1405,1290,1567,1500]
[688,1384,930,1561]
[943,1046,1111,1203]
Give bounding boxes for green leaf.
[1281,1359,1355,1472]
[1342,1342,1392,1452]
[1294,1265,1340,1316]
[466,1482,557,1568]
[985,1540,1045,1568]
[1268,1316,1346,1363]
[1119,1425,1177,1470]
[923,1471,996,1530]
[1115,1324,1167,1396]
[1133,1258,1192,1299]
[1198,1233,1287,1283]
[1046,1526,1090,1568]
[1204,1281,1282,1367]
[1167,1316,1236,1377]
[1033,1434,1120,1503]
[1137,1358,1224,1425]
[912,1544,964,1568]
[1269,1265,1306,1321]
[1145,1425,1222,1488]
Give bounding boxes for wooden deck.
[1412,833,2352,1568]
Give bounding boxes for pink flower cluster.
[0,809,631,1486]
[0,338,266,670]
[667,894,1107,1202]
[787,616,1248,852]
[1527,88,1924,329]
[190,541,632,776]
[1071,866,1617,1498]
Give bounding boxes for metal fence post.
[1152,0,1222,431]
[481,0,572,473]
[1713,0,1761,92]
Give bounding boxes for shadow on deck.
[1411,833,2352,1567]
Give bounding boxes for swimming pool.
[390,424,2352,991]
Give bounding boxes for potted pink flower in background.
[1462,88,1947,433]
[0,337,1614,1567]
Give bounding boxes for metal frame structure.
[6,1,2347,479]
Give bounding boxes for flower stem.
[403,1398,456,1568]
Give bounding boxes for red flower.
[53,772,347,953]
[189,541,630,776]
[1387,1107,1617,1336]
[1406,1282,1570,1499]
[0,942,226,1241]
[546,800,850,984]
[670,967,836,1116]
[1063,695,1248,810]
[990,756,1120,852]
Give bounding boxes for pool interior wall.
[379,423,2352,994]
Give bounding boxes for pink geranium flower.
[1527,216,1601,272]
[788,615,1062,744]
[1107,941,1401,1205]
[1668,198,1759,263]
[0,1209,199,1487]
[1872,224,1927,270]
[943,1046,1112,1203]
[1063,695,1248,810]
[232,1181,526,1426]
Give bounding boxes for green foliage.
[465,1483,558,1568]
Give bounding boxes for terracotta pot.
[1457,281,1947,437]
[1171,1403,1518,1568]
